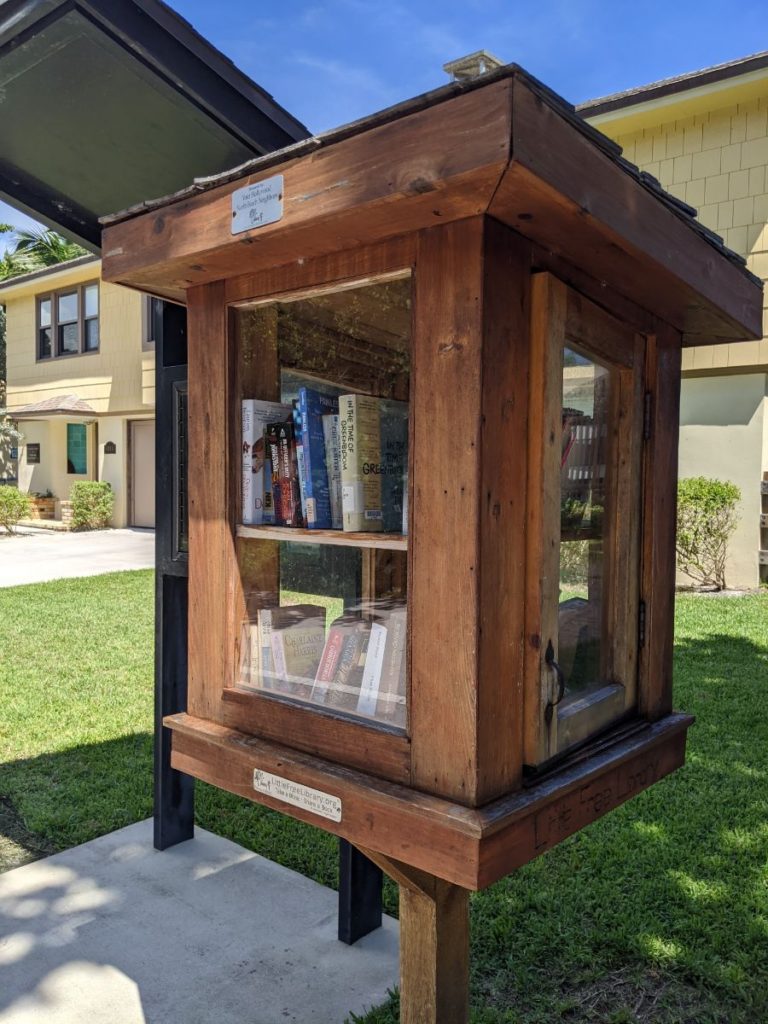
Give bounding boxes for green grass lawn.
[1,572,766,1023]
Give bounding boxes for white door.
[130,420,155,528]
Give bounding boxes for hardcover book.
[298,387,339,529]
[266,419,304,527]
[322,413,343,530]
[324,618,371,711]
[339,394,408,533]
[376,605,407,726]
[311,613,362,704]
[356,620,388,716]
[269,604,326,699]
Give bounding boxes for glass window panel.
[234,277,411,731]
[558,347,612,703]
[84,284,98,318]
[58,292,78,323]
[66,423,87,475]
[39,327,52,359]
[39,298,51,328]
[58,322,78,354]
[84,318,100,351]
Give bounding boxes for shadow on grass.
[1,623,766,1024]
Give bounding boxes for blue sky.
[2,0,767,242]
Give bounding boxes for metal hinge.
[638,599,647,648]
[643,392,653,441]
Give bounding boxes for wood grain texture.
[639,326,682,720]
[236,525,407,550]
[410,218,484,803]
[524,273,566,764]
[496,77,762,343]
[187,282,229,723]
[221,687,411,783]
[477,219,531,800]
[101,81,513,297]
[166,711,691,890]
[225,236,415,306]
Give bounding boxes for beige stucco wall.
[588,85,768,587]
[678,374,767,589]
[3,260,154,415]
[1,259,156,527]
[16,419,94,503]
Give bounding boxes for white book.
[322,413,343,530]
[241,399,292,524]
[356,621,388,716]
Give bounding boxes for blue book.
[298,387,339,529]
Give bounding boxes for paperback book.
[298,387,340,529]
[241,399,292,524]
[339,394,408,533]
[269,604,326,699]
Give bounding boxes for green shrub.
[0,485,31,534]
[70,480,114,530]
[676,476,741,590]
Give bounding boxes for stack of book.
[239,601,407,727]
[242,386,408,534]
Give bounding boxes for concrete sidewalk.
[0,528,154,587]
[0,821,399,1024]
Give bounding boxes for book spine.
[325,625,368,710]
[265,425,283,525]
[380,401,408,533]
[340,394,383,532]
[299,389,336,529]
[322,414,343,530]
[270,628,288,683]
[311,626,346,703]
[276,421,303,527]
[241,400,256,524]
[263,456,275,524]
[376,609,407,725]
[259,609,274,688]
[356,621,387,716]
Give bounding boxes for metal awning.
[0,0,308,250]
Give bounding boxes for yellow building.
[580,53,768,589]
[0,255,156,527]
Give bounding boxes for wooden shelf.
[237,524,408,550]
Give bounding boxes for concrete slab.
[0,529,155,588]
[0,821,398,1024]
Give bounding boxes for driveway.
[0,528,154,587]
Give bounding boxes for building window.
[66,423,87,475]
[37,282,100,359]
[143,295,163,350]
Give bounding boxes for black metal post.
[153,300,194,850]
[338,840,384,944]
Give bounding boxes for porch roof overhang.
[0,0,309,251]
[11,394,97,419]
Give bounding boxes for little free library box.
[102,65,762,1022]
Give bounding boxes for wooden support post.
[358,847,470,1024]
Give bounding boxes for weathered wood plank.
[187,282,229,723]
[639,325,682,720]
[101,81,513,295]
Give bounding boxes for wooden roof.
[101,65,763,346]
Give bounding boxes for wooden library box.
[102,65,762,1023]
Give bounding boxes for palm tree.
[11,227,87,267]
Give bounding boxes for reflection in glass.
[558,346,611,701]
[39,299,51,327]
[238,542,407,729]
[58,292,78,323]
[58,322,78,354]
[84,284,99,319]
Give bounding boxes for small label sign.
[232,175,283,234]
[253,769,342,822]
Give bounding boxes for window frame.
[36,281,100,361]
[524,273,646,770]
[66,422,88,476]
[142,295,163,351]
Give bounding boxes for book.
[293,402,308,526]
[356,620,388,716]
[258,608,277,689]
[339,394,408,533]
[376,605,407,726]
[241,400,292,524]
[266,419,304,527]
[298,387,339,529]
[324,618,371,711]
[269,604,326,699]
[311,613,360,704]
[322,413,343,530]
